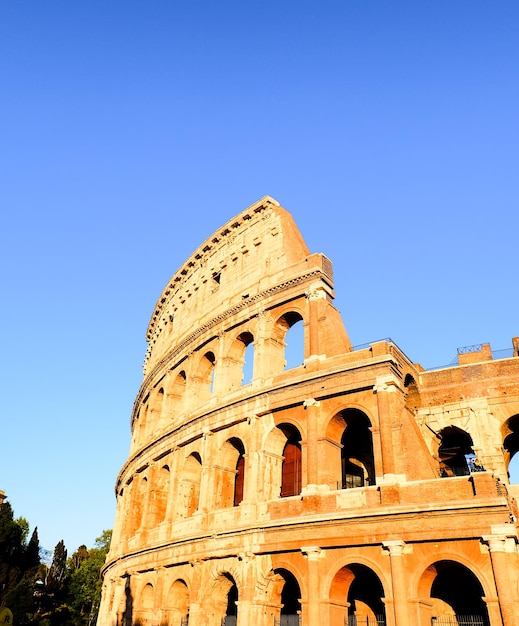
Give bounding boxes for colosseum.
[97,196,519,626]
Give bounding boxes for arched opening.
[438,426,476,477]
[128,474,147,533]
[272,569,302,626]
[404,373,421,409]
[281,312,305,370]
[203,573,238,626]
[164,369,187,423]
[203,351,216,393]
[234,443,246,506]
[225,331,255,392]
[342,564,386,625]
[195,350,217,403]
[224,575,238,626]
[503,414,519,483]
[152,464,170,526]
[341,410,375,488]
[239,331,255,385]
[142,582,154,608]
[279,424,302,497]
[180,452,202,518]
[164,579,189,626]
[419,560,490,626]
[216,438,246,508]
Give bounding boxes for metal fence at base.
[431,616,485,626]
[274,615,301,626]
[346,615,385,626]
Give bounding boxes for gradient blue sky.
[1,1,518,554]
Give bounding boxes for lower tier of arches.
[97,537,519,626]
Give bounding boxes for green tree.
[1,522,40,625]
[15,517,30,544]
[47,540,68,600]
[0,502,28,608]
[67,530,112,626]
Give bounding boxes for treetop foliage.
[0,498,112,626]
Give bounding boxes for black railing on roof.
[353,338,515,371]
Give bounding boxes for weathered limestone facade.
[97,197,519,626]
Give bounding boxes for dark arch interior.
[341,409,375,488]
[504,414,519,462]
[438,426,475,476]
[225,576,238,617]
[431,561,489,624]
[279,424,302,497]
[276,569,301,616]
[347,564,385,618]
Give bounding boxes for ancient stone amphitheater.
[97,197,519,626]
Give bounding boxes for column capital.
[482,535,516,553]
[303,398,321,408]
[374,375,400,394]
[305,286,327,301]
[301,546,322,560]
[382,539,407,556]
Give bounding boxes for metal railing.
[274,615,301,626]
[431,616,485,626]
[346,616,385,626]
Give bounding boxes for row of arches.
[121,409,376,536]
[133,312,305,447]
[120,410,519,538]
[125,558,490,626]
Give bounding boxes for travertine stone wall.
[97,197,519,626]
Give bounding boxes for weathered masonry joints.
[97,196,519,626]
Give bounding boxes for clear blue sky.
[1,1,518,554]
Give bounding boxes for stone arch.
[266,310,305,373]
[163,578,190,626]
[134,581,156,624]
[163,368,187,423]
[194,349,217,404]
[417,560,490,626]
[215,438,246,509]
[279,311,305,370]
[329,563,386,626]
[279,423,303,497]
[128,473,148,533]
[339,409,376,488]
[149,463,170,526]
[144,386,164,440]
[437,426,477,477]
[201,572,238,626]
[265,567,302,625]
[141,581,155,609]
[225,331,255,392]
[178,452,203,519]
[132,403,149,449]
[404,372,421,409]
[502,413,519,482]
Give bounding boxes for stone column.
[188,560,205,625]
[165,447,180,523]
[303,398,321,489]
[374,376,404,479]
[236,553,256,626]
[382,540,410,626]
[482,532,519,626]
[305,286,327,359]
[301,546,322,626]
[199,430,215,513]
[242,416,259,506]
